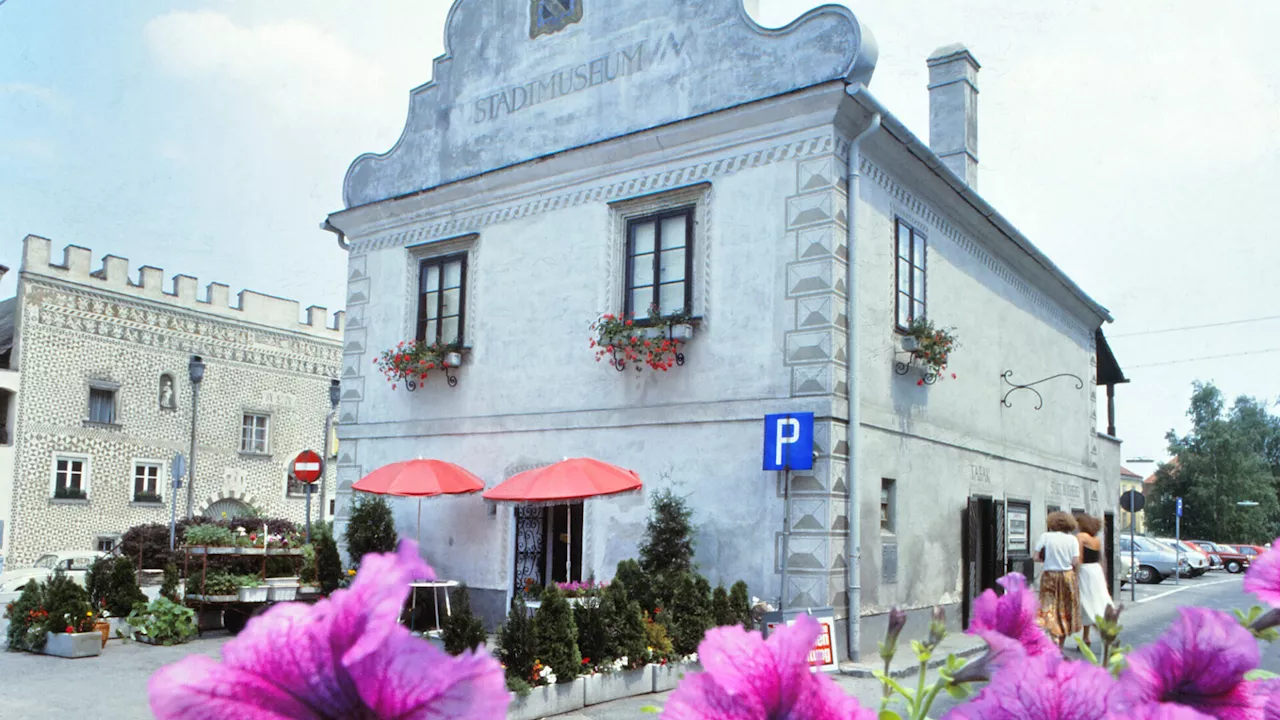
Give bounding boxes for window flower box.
[896,318,959,385]
[590,305,691,373]
[508,677,587,720]
[583,665,655,706]
[42,631,103,659]
[186,546,238,556]
[375,341,464,390]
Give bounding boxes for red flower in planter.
[65,625,75,633]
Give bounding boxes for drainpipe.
[322,219,350,252]
[844,85,881,662]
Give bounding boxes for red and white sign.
[765,614,839,673]
[292,450,324,484]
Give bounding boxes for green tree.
[440,584,488,656]
[729,580,753,630]
[105,557,147,617]
[666,572,713,657]
[344,495,399,567]
[574,599,609,669]
[160,564,181,603]
[1148,382,1280,543]
[497,597,537,689]
[639,489,695,579]
[313,522,344,594]
[614,559,652,615]
[711,584,735,627]
[599,578,648,669]
[532,585,582,680]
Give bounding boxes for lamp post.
[314,379,340,540]
[185,355,205,520]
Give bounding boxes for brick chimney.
[927,44,980,188]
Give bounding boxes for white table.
[409,580,458,633]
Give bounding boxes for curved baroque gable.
[343,0,877,207]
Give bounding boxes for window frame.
[240,412,271,456]
[414,252,468,347]
[132,459,164,503]
[880,478,897,535]
[893,218,928,331]
[623,206,695,323]
[86,380,120,426]
[50,452,91,500]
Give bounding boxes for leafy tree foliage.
[344,495,399,567]
[600,578,648,668]
[729,580,753,631]
[532,585,582,679]
[497,596,536,688]
[1148,382,1280,543]
[312,522,344,594]
[440,584,488,656]
[639,489,695,580]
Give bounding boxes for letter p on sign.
[763,413,814,471]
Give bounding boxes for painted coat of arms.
[530,0,583,39]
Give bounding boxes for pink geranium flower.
[1243,539,1280,606]
[662,614,873,720]
[967,572,1057,657]
[943,653,1120,720]
[149,541,507,719]
[1120,607,1263,720]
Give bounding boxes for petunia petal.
[149,655,325,720]
[944,654,1120,720]
[348,630,509,719]
[1112,703,1217,720]
[1244,539,1280,607]
[338,541,435,669]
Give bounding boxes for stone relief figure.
[159,374,176,409]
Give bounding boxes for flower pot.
[641,326,665,340]
[901,336,920,352]
[508,677,586,720]
[237,586,269,603]
[42,631,103,659]
[107,617,133,640]
[266,577,300,586]
[584,665,656,706]
[670,323,694,342]
[653,662,697,692]
[93,620,110,648]
[444,351,463,368]
[267,585,299,602]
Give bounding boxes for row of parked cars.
[1119,535,1265,584]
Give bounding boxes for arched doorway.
[203,498,255,521]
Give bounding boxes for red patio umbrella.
[353,459,485,545]
[483,458,642,582]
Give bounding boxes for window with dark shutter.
[416,254,467,346]
[625,208,693,321]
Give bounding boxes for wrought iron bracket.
[1000,371,1084,410]
[402,368,459,391]
[894,351,938,385]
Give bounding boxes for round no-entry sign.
[292,450,324,484]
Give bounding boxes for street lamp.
[1238,501,1260,508]
[185,355,205,520]
[315,379,340,538]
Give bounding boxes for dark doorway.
[513,506,547,595]
[1103,512,1116,597]
[547,503,584,585]
[961,496,1005,628]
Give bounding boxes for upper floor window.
[88,386,117,425]
[133,461,162,503]
[416,254,466,347]
[53,455,88,499]
[895,219,927,330]
[241,413,269,454]
[625,208,693,320]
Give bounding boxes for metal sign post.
[169,453,186,551]
[764,413,814,615]
[1175,497,1183,586]
[1120,489,1144,603]
[292,450,324,543]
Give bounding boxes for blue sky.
[2,0,1279,468]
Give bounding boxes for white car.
[1155,538,1211,577]
[0,551,107,614]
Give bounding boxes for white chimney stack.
[927,44,980,188]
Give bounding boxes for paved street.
[0,573,1271,718]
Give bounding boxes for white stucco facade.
[1,236,344,568]
[326,0,1122,656]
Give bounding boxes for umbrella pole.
[417,497,423,549]
[566,505,573,584]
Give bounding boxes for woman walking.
[1034,511,1081,649]
[1074,513,1113,648]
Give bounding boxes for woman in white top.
[1034,511,1081,649]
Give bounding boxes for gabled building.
[1,236,343,569]
[324,0,1124,658]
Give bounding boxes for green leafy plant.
[160,564,181,603]
[614,559,653,615]
[104,556,147,617]
[600,578,648,670]
[904,317,959,381]
[497,596,537,690]
[575,597,610,671]
[232,574,264,588]
[133,491,163,503]
[729,581,753,631]
[344,495,399,568]
[441,584,488,656]
[5,580,49,651]
[184,524,235,547]
[643,611,674,663]
[300,543,317,584]
[532,585,582,680]
[127,597,198,646]
[666,572,713,658]
[313,523,344,594]
[198,571,240,596]
[42,572,96,635]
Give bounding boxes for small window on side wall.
[88,387,117,425]
[880,479,896,534]
[416,254,467,347]
[894,218,927,330]
[625,208,693,321]
[241,413,269,454]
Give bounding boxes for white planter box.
[42,631,102,659]
[444,351,463,368]
[901,336,920,352]
[268,585,299,602]
[670,323,694,341]
[583,666,656,706]
[653,663,696,693]
[237,586,268,602]
[641,326,665,340]
[507,677,586,720]
[107,618,133,640]
[266,577,300,586]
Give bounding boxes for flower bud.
[926,605,948,649]
[879,608,908,661]
[1251,608,1280,633]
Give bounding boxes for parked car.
[1155,538,1211,577]
[1118,553,1134,586]
[1188,540,1251,574]
[1118,536,1184,584]
[1231,544,1266,561]
[1183,540,1224,570]
[0,550,105,616]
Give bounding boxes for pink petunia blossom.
[1113,704,1217,720]
[1243,538,1280,606]
[662,614,874,720]
[1120,607,1263,720]
[967,572,1057,657]
[1260,681,1280,720]
[149,541,507,720]
[943,653,1121,720]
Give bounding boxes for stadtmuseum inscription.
[471,29,694,124]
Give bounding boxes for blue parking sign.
[764,413,814,471]
[1176,497,1183,517]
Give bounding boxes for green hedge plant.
[532,585,581,681]
[344,495,398,567]
[441,584,488,656]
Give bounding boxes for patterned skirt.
[1038,569,1082,639]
